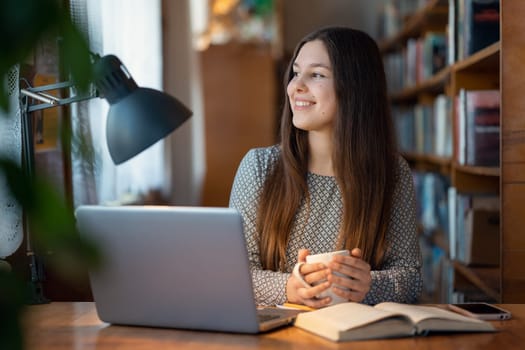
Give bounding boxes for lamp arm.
[20,81,99,113]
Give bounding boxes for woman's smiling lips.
[293,98,315,110]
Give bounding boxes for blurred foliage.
[0,0,93,112]
[0,157,101,275]
[0,271,25,350]
[1,0,101,349]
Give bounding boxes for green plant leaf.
[0,1,98,348]
[0,271,26,350]
[0,0,93,111]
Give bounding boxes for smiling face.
[287,39,337,135]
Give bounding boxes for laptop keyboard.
[256,307,302,324]
[257,313,281,323]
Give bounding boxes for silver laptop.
[75,205,299,333]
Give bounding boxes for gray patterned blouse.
[229,145,422,306]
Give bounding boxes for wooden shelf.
[450,42,500,94]
[391,66,450,103]
[453,260,500,302]
[452,164,499,194]
[403,152,451,176]
[453,42,500,73]
[453,164,500,177]
[404,154,499,194]
[378,0,449,54]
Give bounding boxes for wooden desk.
[24,302,524,349]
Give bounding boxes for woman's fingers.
[300,262,329,285]
[351,247,362,258]
[330,254,371,278]
[325,249,371,302]
[329,260,370,282]
[331,285,367,302]
[328,273,369,293]
[298,281,332,308]
[297,249,310,263]
[288,271,333,307]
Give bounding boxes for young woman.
[229,26,422,308]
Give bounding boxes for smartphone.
[448,303,512,320]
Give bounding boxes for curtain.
[162,0,206,205]
[69,0,165,206]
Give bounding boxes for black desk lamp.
[21,54,192,164]
[19,54,192,303]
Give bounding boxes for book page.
[376,302,486,324]
[300,302,409,330]
[294,302,415,341]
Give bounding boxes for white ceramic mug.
[305,249,350,305]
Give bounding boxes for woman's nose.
[291,76,307,92]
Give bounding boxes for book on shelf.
[405,38,420,86]
[412,171,450,302]
[434,94,452,158]
[393,97,451,158]
[456,89,500,167]
[464,0,500,58]
[377,0,427,42]
[464,208,500,266]
[413,171,450,236]
[383,20,447,92]
[394,106,416,153]
[461,194,500,266]
[414,104,433,155]
[447,0,457,64]
[449,191,500,266]
[453,0,500,61]
[294,302,495,342]
[422,32,447,80]
[420,236,447,301]
[384,51,404,92]
[398,33,446,88]
[448,187,458,259]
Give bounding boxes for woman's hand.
[286,249,333,308]
[327,248,371,302]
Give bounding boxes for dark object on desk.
[75,205,298,333]
[448,303,512,320]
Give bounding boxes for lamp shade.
[92,55,192,164]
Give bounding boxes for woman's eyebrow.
[292,62,332,70]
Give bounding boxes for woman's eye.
[291,71,299,78]
[312,72,325,78]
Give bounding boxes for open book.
[294,302,496,342]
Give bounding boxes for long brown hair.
[256,27,398,271]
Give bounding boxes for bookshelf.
[390,66,450,104]
[378,0,449,54]
[379,0,525,303]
